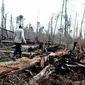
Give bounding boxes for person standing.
[13,25,26,58]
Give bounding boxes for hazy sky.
[0,0,85,31]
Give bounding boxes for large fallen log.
[0,57,42,78]
[29,65,55,84]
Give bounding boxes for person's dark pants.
[13,43,22,58]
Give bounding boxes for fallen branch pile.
[0,44,85,85]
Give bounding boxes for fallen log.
[0,67,18,78]
[46,44,65,52]
[0,57,42,78]
[29,65,55,84]
[0,50,37,56]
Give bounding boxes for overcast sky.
[0,0,85,32]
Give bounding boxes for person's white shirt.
[14,27,26,43]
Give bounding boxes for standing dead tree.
[36,21,40,43]
[75,16,79,38]
[60,0,64,32]
[53,14,59,43]
[1,0,5,40]
[64,0,69,48]
[79,9,85,39]
[50,15,53,45]
[0,0,8,40]
[10,14,14,32]
[47,20,51,47]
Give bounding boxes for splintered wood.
[49,50,69,57]
[55,50,69,56]
[77,39,85,53]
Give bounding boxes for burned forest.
[0,0,85,85]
